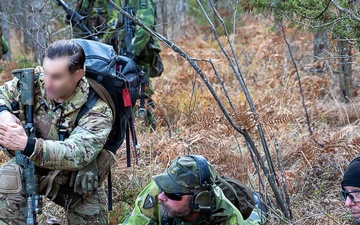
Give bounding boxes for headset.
[187,155,214,213]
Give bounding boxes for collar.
[38,75,89,115]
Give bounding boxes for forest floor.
[0,14,359,224]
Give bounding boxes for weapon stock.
[53,0,99,41]
[12,68,42,225]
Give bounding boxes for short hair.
[45,40,85,74]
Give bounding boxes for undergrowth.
[0,15,359,224]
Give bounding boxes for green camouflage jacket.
[75,0,161,56]
[1,36,8,55]
[0,74,113,170]
[121,181,244,225]
[121,0,161,57]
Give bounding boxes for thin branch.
[331,0,360,22]
[277,21,313,135]
[208,0,284,204]
[192,58,236,111]
[295,0,331,20]
[274,138,293,219]
[106,0,247,136]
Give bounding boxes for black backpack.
[71,38,141,158]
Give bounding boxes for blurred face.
[158,192,193,219]
[343,186,360,221]
[43,57,83,103]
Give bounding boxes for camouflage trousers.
[0,159,109,225]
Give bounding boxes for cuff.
[23,138,35,157]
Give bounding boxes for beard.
[160,198,193,219]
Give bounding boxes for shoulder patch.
[139,0,147,9]
[143,194,155,209]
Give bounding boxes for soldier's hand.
[0,111,21,125]
[34,66,44,74]
[0,123,27,151]
[73,159,99,196]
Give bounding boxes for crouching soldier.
[341,156,360,225]
[121,155,267,225]
[0,40,115,225]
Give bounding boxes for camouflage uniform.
[121,156,265,225]
[74,0,161,127]
[0,24,9,57]
[0,74,113,224]
[1,36,9,55]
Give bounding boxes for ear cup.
[192,190,213,213]
[187,155,213,213]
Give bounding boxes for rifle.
[12,68,42,225]
[53,0,100,41]
[118,0,135,58]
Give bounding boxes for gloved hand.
[73,159,99,196]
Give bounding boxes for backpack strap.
[75,78,116,127]
[75,87,99,127]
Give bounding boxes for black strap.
[126,107,138,167]
[126,121,131,167]
[139,71,146,116]
[108,169,113,211]
[129,113,138,165]
[188,155,212,186]
[75,88,99,127]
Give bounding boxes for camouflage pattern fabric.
[1,36,8,55]
[74,0,161,126]
[0,74,113,224]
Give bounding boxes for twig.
[274,138,293,219]
[331,0,360,22]
[192,58,236,111]
[199,0,291,218]
[277,21,313,136]
[107,0,247,135]
[208,0,280,187]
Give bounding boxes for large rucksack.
[71,39,143,211]
[215,176,255,220]
[71,38,141,156]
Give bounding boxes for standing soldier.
[71,0,163,130]
[0,40,114,225]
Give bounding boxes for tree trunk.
[25,0,46,64]
[166,0,187,39]
[337,40,352,103]
[313,30,328,61]
[31,0,46,64]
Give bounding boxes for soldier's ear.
[73,69,84,83]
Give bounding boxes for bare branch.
[276,21,313,136]
[332,0,360,22]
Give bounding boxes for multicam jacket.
[121,181,245,225]
[0,74,112,171]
